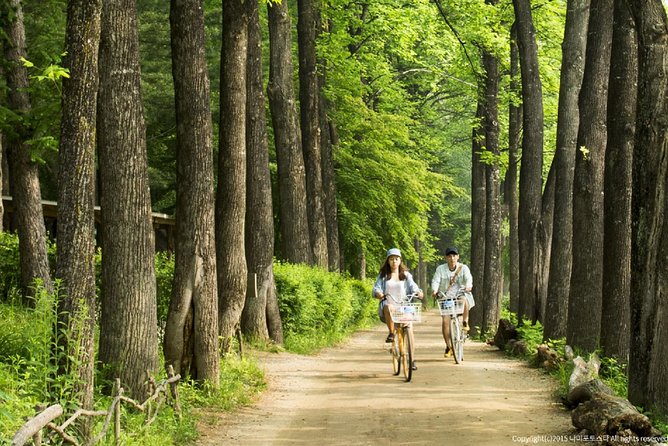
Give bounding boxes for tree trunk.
[507,25,521,315]
[97,0,158,399]
[318,39,341,273]
[243,0,278,343]
[567,0,613,353]
[537,164,555,323]
[2,0,53,298]
[217,0,248,352]
[267,0,312,265]
[56,0,102,423]
[298,0,328,268]
[628,0,668,415]
[513,0,544,326]
[469,103,486,335]
[600,0,635,363]
[482,45,502,337]
[544,0,589,342]
[164,0,220,385]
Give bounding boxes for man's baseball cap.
[445,246,459,256]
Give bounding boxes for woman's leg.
[408,325,417,369]
[383,304,394,335]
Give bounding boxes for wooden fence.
[11,366,181,446]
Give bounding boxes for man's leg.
[442,315,452,355]
[462,301,470,331]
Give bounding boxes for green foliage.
[274,262,376,353]
[0,232,21,304]
[155,252,175,329]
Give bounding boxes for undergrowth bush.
[503,304,666,434]
[274,262,375,353]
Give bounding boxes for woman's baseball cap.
[386,248,402,258]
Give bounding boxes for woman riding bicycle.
[372,248,424,370]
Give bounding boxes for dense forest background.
[1,0,668,442]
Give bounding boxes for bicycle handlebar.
[385,292,422,303]
[436,290,468,299]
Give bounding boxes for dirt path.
[197,308,577,445]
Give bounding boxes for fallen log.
[493,318,518,350]
[537,343,561,371]
[571,392,663,441]
[566,378,614,408]
[11,404,63,446]
[569,355,600,391]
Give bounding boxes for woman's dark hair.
[379,258,407,280]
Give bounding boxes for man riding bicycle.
[431,246,474,358]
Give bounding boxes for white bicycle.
[437,290,467,364]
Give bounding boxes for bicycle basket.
[438,297,464,316]
[389,302,422,323]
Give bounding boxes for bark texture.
[56,0,102,416]
[164,0,220,384]
[1,0,53,297]
[600,0,635,362]
[298,0,328,268]
[267,0,312,265]
[544,0,589,341]
[513,0,544,325]
[97,0,159,398]
[628,0,668,415]
[217,0,248,351]
[507,26,521,315]
[243,0,282,343]
[482,46,502,337]
[469,103,486,334]
[567,0,613,353]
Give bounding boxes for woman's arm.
[372,275,385,299]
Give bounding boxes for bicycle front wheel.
[451,318,463,364]
[392,330,401,375]
[402,327,413,382]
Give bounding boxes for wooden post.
[114,379,122,445]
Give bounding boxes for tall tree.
[216,0,248,351]
[56,0,102,417]
[513,0,544,325]
[243,0,283,344]
[567,0,613,353]
[267,0,312,265]
[543,0,589,341]
[97,0,159,398]
[628,0,668,414]
[320,103,341,273]
[506,25,521,315]
[469,103,486,334]
[600,0,636,362]
[297,0,328,268]
[164,0,220,385]
[1,0,53,297]
[537,165,555,322]
[481,43,502,337]
[317,18,340,273]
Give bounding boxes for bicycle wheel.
[450,317,463,364]
[391,330,401,375]
[402,326,413,382]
